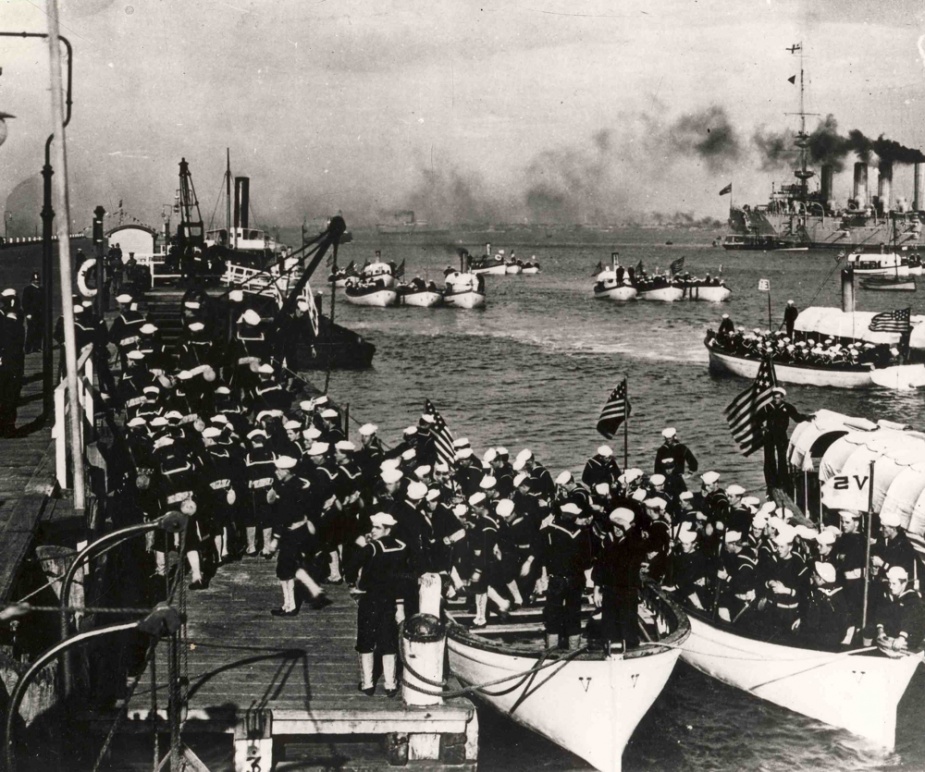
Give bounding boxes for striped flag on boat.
[868,307,912,333]
[424,399,456,466]
[669,256,685,275]
[597,379,631,439]
[724,357,777,456]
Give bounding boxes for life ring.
[77,258,98,297]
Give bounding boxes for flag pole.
[767,285,773,331]
[861,459,875,634]
[623,377,629,472]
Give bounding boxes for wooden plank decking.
[110,555,478,769]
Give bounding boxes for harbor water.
[317,229,925,772]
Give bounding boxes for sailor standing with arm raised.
[756,386,810,491]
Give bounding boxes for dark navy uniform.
[349,535,409,655]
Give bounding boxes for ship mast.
[176,158,204,254]
[225,148,234,249]
[787,43,816,206]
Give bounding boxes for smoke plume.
[666,105,742,173]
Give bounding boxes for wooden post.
[401,576,446,707]
[861,460,876,633]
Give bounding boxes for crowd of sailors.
[706,311,899,368]
[5,281,923,699]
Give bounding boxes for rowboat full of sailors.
[397,279,443,308]
[444,585,690,772]
[679,280,732,302]
[343,258,399,307]
[636,278,684,302]
[668,600,922,749]
[593,267,637,301]
[443,267,486,309]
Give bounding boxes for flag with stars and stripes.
[724,357,777,456]
[669,255,685,275]
[597,379,631,439]
[424,399,456,466]
[868,307,912,334]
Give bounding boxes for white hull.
[505,264,523,274]
[399,290,443,308]
[472,264,507,275]
[521,266,540,274]
[594,285,638,301]
[910,265,923,276]
[444,291,485,309]
[639,286,684,302]
[870,364,925,390]
[447,635,682,772]
[681,612,922,749]
[854,266,911,276]
[707,347,874,388]
[683,285,731,302]
[343,289,398,307]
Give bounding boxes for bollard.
[401,613,446,706]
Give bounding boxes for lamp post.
[0,31,73,418]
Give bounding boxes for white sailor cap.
[726,484,746,496]
[284,419,302,431]
[814,562,837,584]
[359,423,378,436]
[209,414,229,425]
[452,437,470,449]
[483,448,498,463]
[773,526,796,546]
[815,529,839,546]
[512,450,532,471]
[560,502,582,517]
[256,410,274,422]
[649,473,665,486]
[115,293,133,304]
[401,448,417,461]
[314,395,330,406]
[247,429,267,440]
[307,442,330,456]
[631,488,647,502]
[513,472,529,488]
[758,500,777,515]
[420,413,435,424]
[479,475,497,490]
[274,456,297,470]
[229,290,244,303]
[153,436,173,449]
[258,363,274,375]
[297,299,310,311]
[413,464,432,478]
[496,499,515,518]
[407,481,428,501]
[679,491,694,501]
[469,492,487,507]
[701,471,720,485]
[321,409,339,419]
[381,457,401,471]
[795,524,818,541]
[770,386,786,396]
[215,386,232,396]
[189,321,205,332]
[457,448,474,460]
[164,410,183,421]
[335,440,356,452]
[838,509,861,520]
[453,503,468,518]
[299,400,314,412]
[403,426,418,436]
[625,468,644,483]
[496,447,509,457]
[303,426,322,440]
[425,488,441,502]
[880,511,902,528]
[202,427,222,439]
[724,530,743,544]
[597,445,613,457]
[381,468,403,484]
[609,507,635,526]
[184,300,201,309]
[555,471,572,486]
[140,323,158,335]
[887,565,909,582]
[595,482,611,496]
[127,416,146,428]
[721,313,729,319]
[645,498,666,510]
[126,349,145,361]
[662,427,677,439]
[370,512,397,528]
[150,416,168,427]
[751,512,768,529]
[741,495,760,510]
[678,528,698,545]
[242,309,261,326]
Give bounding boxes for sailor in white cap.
[757,386,810,490]
[655,426,699,477]
[593,506,647,651]
[108,289,148,368]
[718,312,735,338]
[242,426,277,558]
[486,448,516,498]
[783,298,799,337]
[317,407,345,445]
[871,510,919,590]
[540,500,591,650]
[354,422,384,480]
[664,524,710,611]
[868,565,925,654]
[759,525,809,631]
[267,455,332,617]
[467,492,512,628]
[581,444,622,491]
[792,561,852,649]
[200,421,244,568]
[713,528,758,623]
[348,512,407,697]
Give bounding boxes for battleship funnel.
[915,164,924,211]
[234,176,250,230]
[878,162,892,214]
[820,165,834,205]
[841,268,855,314]
[853,163,868,208]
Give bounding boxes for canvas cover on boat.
[788,409,878,470]
[794,307,925,349]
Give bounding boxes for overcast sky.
[1,0,924,231]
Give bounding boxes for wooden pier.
[89,556,478,771]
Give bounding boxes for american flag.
[597,379,631,439]
[724,357,777,456]
[868,307,912,334]
[669,256,685,275]
[424,399,456,466]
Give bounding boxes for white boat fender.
[401,612,447,706]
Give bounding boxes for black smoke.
[666,105,742,173]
